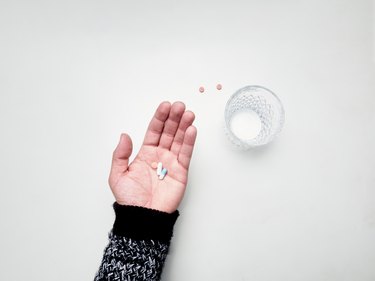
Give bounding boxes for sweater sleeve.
[94,203,179,281]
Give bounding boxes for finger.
[109,133,133,187]
[178,125,197,169]
[170,110,195,155]
[142,101,171,146]
[158,101,186,150]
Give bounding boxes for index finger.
[142,101,171,146]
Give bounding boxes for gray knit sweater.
[94,203,179,281]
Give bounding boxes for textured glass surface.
[225,85,285,149]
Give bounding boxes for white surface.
[0,0,375,280]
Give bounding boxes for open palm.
[108,101,197,213]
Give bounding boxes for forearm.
[94,203,179,281]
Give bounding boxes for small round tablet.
[151,162,158,169]
[216,84,222,90]
[199,86,205,93]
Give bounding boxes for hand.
[108,101,197,213]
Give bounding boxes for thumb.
[109,133,133,187]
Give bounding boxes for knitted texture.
[94,231,169,281]
[94,204,179,281]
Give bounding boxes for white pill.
[157,162,163,176]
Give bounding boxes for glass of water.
[224,85,285,149]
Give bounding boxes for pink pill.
[216,84,222,90]
[151,162,158,169]
[199,86,205,93]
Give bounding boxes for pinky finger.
[178,125,197,169]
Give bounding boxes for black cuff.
[112,202,179,243]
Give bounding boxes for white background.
[1,0,375,280]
